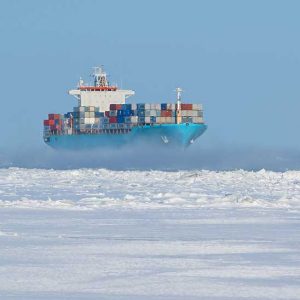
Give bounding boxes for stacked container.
[44,103,204,135]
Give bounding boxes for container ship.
[43,67,207,149]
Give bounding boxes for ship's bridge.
[69,67,135,112]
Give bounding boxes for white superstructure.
[69,67,135,111]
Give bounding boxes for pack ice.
[0,168,299,299]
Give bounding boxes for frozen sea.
[0,168,300,299]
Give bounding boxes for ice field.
[0,168,300,299]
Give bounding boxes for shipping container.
[109,110,118,117]
[150,116,156,123]
[138,117,145,123]
[130,116,138,123]
[161,110,172,117]
[161,103,167,110]
[181,104,193,110]
[109,117,117,123]
[137,110,145,117]
[137,103,145,110]
[117,116,124,123]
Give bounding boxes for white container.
[192,104,203,110]
[181,110,187,116]
[130,116,138,123]
[89,106,95,112]
[150,110,156,116]
[150,104,156,110]
[145,116,151,123]
[196,111,203,117]
[144,103,151,110]
[192,117,204,123]
[131,103,137,110]
[145,110,151,117]
[167,103,176,110]
[79,106,85,112]
[160,117,167,123]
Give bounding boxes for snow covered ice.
[0,168,300,299]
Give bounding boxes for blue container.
[117,110,124,117]
[121,104,131,110]
[150,116,156,123]
[102,117,109,124]
[138,110,145,117]
[95,111,104,117]
[110,123,117,129]
[138,117,145,123]
[137,103,145,110]
[123,109,131,116]
[161,103,167,110]
[117,116,124,123]
[124,117,131,123]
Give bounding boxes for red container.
[48,113,61,120]
[181,104,193,110]
[161,110,172,117]
[44,120,50,126]
[49,119,55,126]
[105,111,110,117]
[116,104,122,110]
[109,117,117,123]
[110,104,117,110]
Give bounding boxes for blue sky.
[0,0,299,154]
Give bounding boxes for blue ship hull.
[45,123,207,150]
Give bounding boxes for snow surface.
[0,168,300,299]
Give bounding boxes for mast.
[175,87,183,124]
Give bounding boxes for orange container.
[161,110,172,117]
[181,104,193,110]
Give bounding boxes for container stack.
[71,106,104,132]
[43,103,204,135]
[180,103,203,124]
[43,114,64,135]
